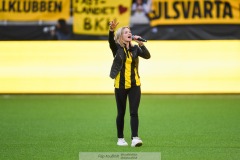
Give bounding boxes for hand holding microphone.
[132,35,147,42]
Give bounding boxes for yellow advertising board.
[0,40,240,94]
[0,0,70,21]
[73,0,132,35]
[149,0,240,26]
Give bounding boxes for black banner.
[0,24,240,40]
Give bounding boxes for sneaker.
[131,137,143,147]
[117,138,128,146]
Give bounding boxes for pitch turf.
[0,94,240,160]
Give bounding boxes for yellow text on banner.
[148,0,240,26]
[73,0,132,35]
[0,0,70,21]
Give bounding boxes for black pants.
[114,86,141,138]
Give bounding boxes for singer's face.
[122,28,132,43]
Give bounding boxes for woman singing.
[108,19,151,147]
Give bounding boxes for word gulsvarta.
[150,0,233,19]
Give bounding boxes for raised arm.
[108,31,117,57]
[108,19,119,57]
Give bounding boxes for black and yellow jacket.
[108,31,151,87]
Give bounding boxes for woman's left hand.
[132,35,144,46]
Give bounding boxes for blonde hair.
[114,26,132,47]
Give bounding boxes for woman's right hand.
[109,19,119,31]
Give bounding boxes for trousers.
[114,86,141,138]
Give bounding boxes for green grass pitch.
[0,94,240,160]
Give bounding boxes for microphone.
[132,35,147,42]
